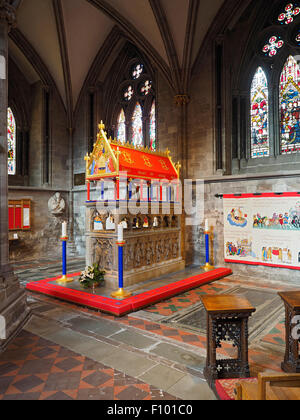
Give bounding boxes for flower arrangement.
[79,264,105,289]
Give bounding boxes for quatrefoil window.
[278,3,300,25]
[262,36,284,57]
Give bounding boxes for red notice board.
[8,200,31,231]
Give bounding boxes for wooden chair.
[235,373,300,400]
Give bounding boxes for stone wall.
[188,50,216,179]
[50,91,71,190]
[156,73,180,160]
[8,188,70,262]
[28,82,43,186]
[8,78,71,263]
[73,96,88,176]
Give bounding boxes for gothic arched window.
[231,1,300,173]
[117,108,126,144]
[7,107,16,175]
[251,67,269,158]
[113,55,156,150]
[132,102,143,147]
[149,100,156,151]
[280,55,300,154]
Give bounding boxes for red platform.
[26,267,232,317]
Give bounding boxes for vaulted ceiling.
[9,0,225,123]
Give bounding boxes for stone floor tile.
[110,329,158,350]
[138,364,186,390]
[150,342,205,371]
[44,327,90,350]
[72,340,120,362]
[115,385,149,401]
[167,374,216,401]
[13,375,44,393]
[102,349,157,378]
[43,371,82,391]
[2,392,41,401]
[67,316,123,337]
[24,316,60,337]
[43,391,74,401]
[77,387,114,401]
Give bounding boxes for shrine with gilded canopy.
[84,122,185,288]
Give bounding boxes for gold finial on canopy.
[176,162,182,177]
[99,121,105,131]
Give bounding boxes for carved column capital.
[174,94,190,106]
[0,0,17,29]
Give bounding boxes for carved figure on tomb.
[135,242,144,267]
[146,243,154,265]
[165,240,170,260]
[173,240,179,258]
[156,240,163,262]
[95,239,113,271]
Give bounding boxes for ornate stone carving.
[85,201,184,287]
[134,241,144,268]
[94,239,113,271]
[0,1,17,28]
[48,192,66,216]
[146,242,154,265]
[174,94,190,106]
[172,239,179,258]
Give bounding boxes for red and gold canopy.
[85,122,180,182]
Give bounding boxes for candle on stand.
[118,224,124,242]
[205,219,209,232]
[202,218,214,272]
[62,221,67,238]
[111,222,131,299]
[57,221,73,284]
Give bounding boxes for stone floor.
[0,259,297,400]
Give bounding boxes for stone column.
[0,0,30,351]
[174,94,190,265]
[67,126,78,257]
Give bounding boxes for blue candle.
[118,245,124,289]
[205,233,210,264]
[62,240,67,276]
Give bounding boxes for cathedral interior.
[1,0,300,402]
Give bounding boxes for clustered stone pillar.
[0,0,30,351]
[174,94,190,263]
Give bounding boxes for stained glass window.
[7,108,16,175]
[141,80,152,96]
[250,67,269,158]
[117,109,126,144]
[149,101,156,151]
[132,103,143,147]
[280,55,300,154]
[124,85,134,101]
[262,36,284,57]
[278,3,300,25]
[132,64,143,80]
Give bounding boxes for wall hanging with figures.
[224,192,300,270]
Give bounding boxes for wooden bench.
[235,373,300,400]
